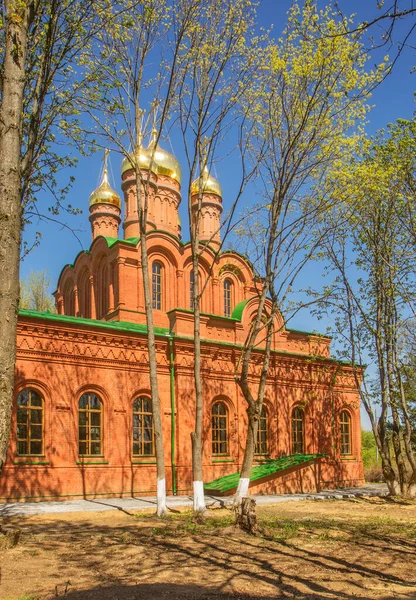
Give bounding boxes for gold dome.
[121,131,182,184]
[89,166,121,209]
[191,166,222,199]
[120,146,158,177]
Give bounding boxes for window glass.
[340,410,352,455]
[152,263,162,310]
[190,270,195,309]
[255,406,268,455]
[223,279,232,317]
[78,393,102,456]
[133,396,154,456]
[212,402,229,455]
[16,389,44,456]
[292,406,304,454]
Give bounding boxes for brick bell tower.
[120,130,182,240]
[190,165,223,249]
[89,150,122,240]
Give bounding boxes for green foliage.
[0,0,107,249]
[313,117,416,493]
[361,430,378,467]
[20,269,55,313]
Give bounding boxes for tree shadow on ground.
[2,516,416,600]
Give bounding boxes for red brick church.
[0,136,364,502]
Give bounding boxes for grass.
[135,507,416,544]
[137,510,235,537]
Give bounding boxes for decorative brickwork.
[0,148,365,502]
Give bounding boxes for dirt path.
[1,496,415,600]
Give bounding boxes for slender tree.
[232,1,386,505]
[315,120,416,496]
[20,269,55,312]
[0,0,101,470]
[81,0,201,515]
[176,0,262,513]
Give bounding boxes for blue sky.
[22,0,415,293]
[22,0,415,341]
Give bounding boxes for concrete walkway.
[0,484,388,517]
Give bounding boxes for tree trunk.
[135,167,166,517]
[189,168,206,513]
[234,289,272,507]
[191,259,206,513]
[0,0,32,470]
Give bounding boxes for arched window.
[340,410,352,456]
[223,279,232,317]
[291,406,304,454]
[64,281,75,316]
[79,270,91,319]
[79,393,102,456]
[133,396,154,456]
[16,389,44,456]
[212,401,229,455]
[190,270,195,310]
[95,259,109,320]
[255,406,268,455]
[152,262,162,310]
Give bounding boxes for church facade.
[0,136,364,502]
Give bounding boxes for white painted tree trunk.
[193,480,206,513]
[157,478,167,517]
[233,477,250,507]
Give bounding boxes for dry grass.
[1,496,416,600]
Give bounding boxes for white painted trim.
[157,477,167,516]
[233,477,250,507]
[193,480,206,513]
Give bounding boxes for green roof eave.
[231,299,249,321]
[102,236,140,248]
[204,454,325,493]
[18,309,169,337]
[166,307,239,322]
[286,327,332,339]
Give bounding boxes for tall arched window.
[152,262,162,310]
[255,406,268,455]
[64,281,75,316]
[16,389,44,456]
[79,269,91,319]
[190,270,195,310]
[223,279,232,317]
[292,406,304,454]
[100,264,109,319]
[79,393,102,456]
[133,396,154,456]
[340,410,352,456]
[212,401,229,455]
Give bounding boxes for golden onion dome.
[120,147,157,177]
[89,165,121,209]
[191,165,222,199]
[121,131,182,184]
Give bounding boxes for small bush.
[364,464,384,483]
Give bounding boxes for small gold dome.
[121,131,182,184]
[191,166,222,198]
[89,167,121,209]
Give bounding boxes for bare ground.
[1,496,416,600]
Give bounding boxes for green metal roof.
[204,454,324,494]
[231,299,249,321]
[18,309,169,336]
[286,327,332,339]
[102,236,140,248]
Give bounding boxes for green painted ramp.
[204,454,323,495]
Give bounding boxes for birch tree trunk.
[135,162,167,517]
[0,0,34,470]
